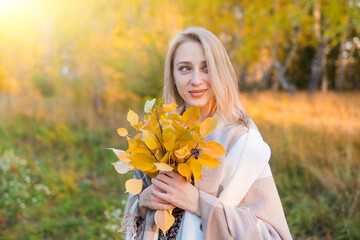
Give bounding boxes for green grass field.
[0,92,359,239]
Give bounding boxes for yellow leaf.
[175,128,192,141]
[163,103,178,112]
[147,171,158,179]
[182,106,200,126]
[189,157,203,184]
[127,109,139,126]
[133,121,143,131]
[200,117,217,137]
[144,98,156,113]
[155,149,163,163]
[131,153,157,172]
[192,131,201,142]
[144,130,159,150]
[154,163,174,171]
[117,128,128,137]
[188,123,200,132]
[134,133,143,139]
[142,115,157,132]
[174,144,190,159]
[198,154,222,168]
[178,163,192,180]
[111,161,133,174]
[160,151,171,163]
[167,114,182,122]
[154,210,175,234]
[203,141,227,158]
[125,179,143,195]
[127,139,149,154]
[163,127,176,151]
[160,114,170,124]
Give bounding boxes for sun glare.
[0,0,20,13]
[0,0,34,16]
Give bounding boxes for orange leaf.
[200,117,217,137]
[174,144,190,159]
[198,153,221,168]
[125,179,143,194]
[154,210,175,234]
[182,107,200,126]
[178,163,192,180]
[163,103,178,112]
[202,141,226,158]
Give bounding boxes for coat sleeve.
[198,176,293,240]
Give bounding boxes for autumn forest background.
[0,0,359,239]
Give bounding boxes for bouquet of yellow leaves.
[108,99,226,233]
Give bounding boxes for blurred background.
[0,0,359,239]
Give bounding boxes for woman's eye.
[179,66,191,72]
[202,64,208,72]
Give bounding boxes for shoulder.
[206,116,249,152]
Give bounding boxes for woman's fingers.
[152,202,175,210]
[152,187,171,203]
[151,178,171,193]
[153,184,166,193]
[158,170,177,178]
[156,172,173,183]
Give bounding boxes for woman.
[122,27,292,240]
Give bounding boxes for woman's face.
[173,40,214,111]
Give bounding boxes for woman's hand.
[138,184,175,218]
[151,171,201,216]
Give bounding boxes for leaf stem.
[184,142,199,161]
[154,133,166,153]
[145,144,159,163]
[155,106,163,135]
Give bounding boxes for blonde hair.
[163,27,248,126]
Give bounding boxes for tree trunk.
[274,60,296,94]
[262,63,272,90]
[91,63,104,119]
[335,39,346,91]
[308,0,323,93]
[308,43,326,93]
[238,62,249,90]
[321,44,329,93]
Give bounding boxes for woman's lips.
[189,89,207,97]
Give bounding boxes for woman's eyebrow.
[176,61,191,66]
[176,60,206,66]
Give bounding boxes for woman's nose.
[190,70,203,86]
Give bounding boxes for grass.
[0,91,359,239]
[243,92,360,239]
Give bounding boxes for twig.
[145,144,159,162]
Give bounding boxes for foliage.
[0,92,359,239]
[0,150,52,223]
[108,99,225,233]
